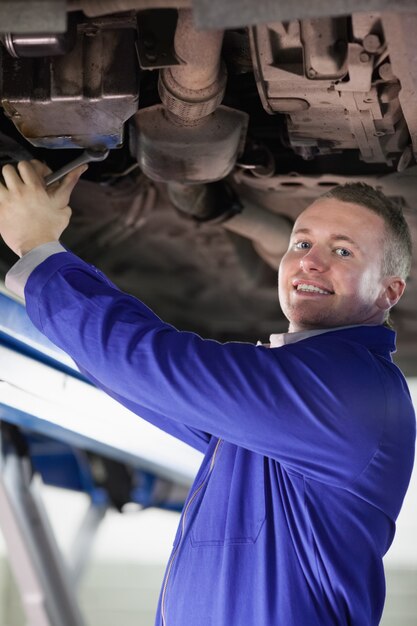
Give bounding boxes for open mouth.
[293,283,334,295]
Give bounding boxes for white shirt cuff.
[5,242,67,300]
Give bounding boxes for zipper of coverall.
[161,438,223,626]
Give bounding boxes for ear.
[376,277,406,312]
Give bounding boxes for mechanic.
[0,159,415,626]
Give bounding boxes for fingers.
[52,164,88,204]
[62,164,88,186]
[0,179,7,197]
[1,160,52,192]
[2,164,23,192]
[0,160,86,212]
[17,160,44,187]
[30,159,52,178]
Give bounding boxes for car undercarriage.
[0,0,416,372]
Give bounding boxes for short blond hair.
[321,182,412,279]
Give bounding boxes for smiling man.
[279,194,406,332]
[1,161,416,626]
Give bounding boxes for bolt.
[363,34,381,53]
[145,50,157,62]
[84,26,98,37]
[360,52,370,63]
[379,62,395,81]
[307,67,317,78]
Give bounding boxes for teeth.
[296,284,331,294]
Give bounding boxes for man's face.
[278,198,398,332]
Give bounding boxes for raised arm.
[1,162,393,485]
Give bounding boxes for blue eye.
[335,248,351,257]
[294,241,311,250]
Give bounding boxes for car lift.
[0,422,88,626]
[0,289,201,626]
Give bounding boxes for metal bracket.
[136,9,180,70]
[335,43,373,93]
[0,422,86,626]
[69,501,107,588]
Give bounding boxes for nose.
[300,246,328,273]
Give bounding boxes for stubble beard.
[284,297,339,332]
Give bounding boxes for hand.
[0,159,87,257]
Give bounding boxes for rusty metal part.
[223,202,292,270]
[167,181,243,222]
[0,16,139,150]
[68,0,191,15]
[170,10,223,91]
[136,6,247,182]
[158,9,226,124]
[382,13,417,161]
[132,104,248,183]
[0,1,66,33]
[167,180,292,269]
[300,18,348,80]
[159,63,227,123]
[249,14,406,165]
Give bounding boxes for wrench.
[44,147,110,187]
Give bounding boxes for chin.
[288,312,343,332]
[285,304,330,328]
